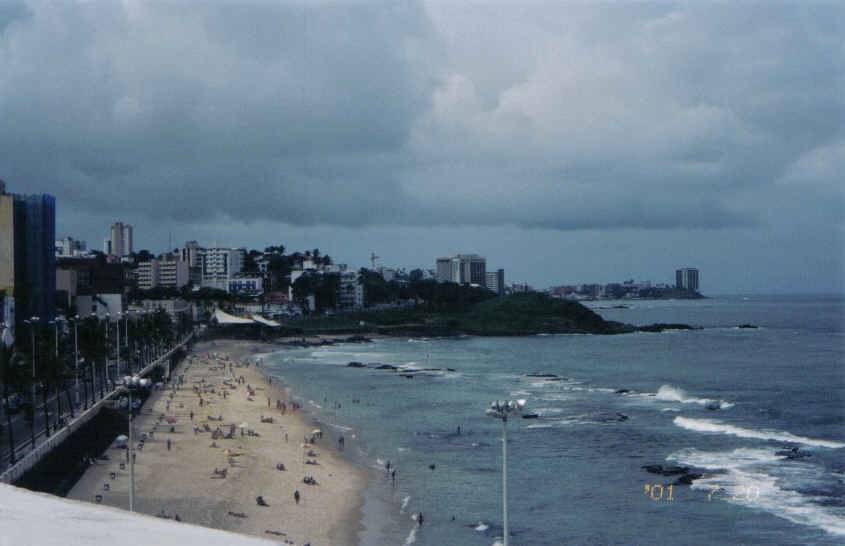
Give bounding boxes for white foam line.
[674,417,845,448]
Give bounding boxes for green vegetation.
[288,292,635,336]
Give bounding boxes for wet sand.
[68,339,368,546]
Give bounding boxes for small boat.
[522,413,540,419]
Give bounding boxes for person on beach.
[417,513,424,526]
[294,490,300,504]
[391,469,396,485]
[167,439,171,451]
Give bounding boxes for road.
[0,342,180,472]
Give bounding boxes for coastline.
[67,338,370,546]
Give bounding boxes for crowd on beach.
[68,342,366,546]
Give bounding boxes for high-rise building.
[181,240,201,267]
[108,221,133,257]
[136,257,189,290]
[486,269,505,296]
[0,182,56,337]
[199,247,245,291]
[675,268,700,292]
[435,254,487,285]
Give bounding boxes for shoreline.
[67,338,370,546]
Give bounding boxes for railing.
[0,333,193,484]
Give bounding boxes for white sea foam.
[329,423,353,432]
[400,495,410,512]
[669,447,845,536]
[404,525,417,545]
[673,417,845,448]
[655,384,734,409]
[474,522,489,531]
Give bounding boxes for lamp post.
[485,399,526,546]
[70,315,80,407]
[104,313,110,390]
[115,312,122,377]
[22,317,39,448]
[123,375,150,512]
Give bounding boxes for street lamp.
[52,316,70,421]
[485,399,526,546]
[22,316,39,448]
[69,315,80,408]
[122,375,150,512]
[115,312,122,377]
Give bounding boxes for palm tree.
[0,341,18,464]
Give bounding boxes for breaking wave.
[674,417,845,448]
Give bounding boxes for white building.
[158,258,189,288]
[338,270,365,309]
[199,248,245,290]
[136,258,189,290]
[55,236,87,257]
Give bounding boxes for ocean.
[261,295,845,545]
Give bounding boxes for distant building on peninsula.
[486,268,505,296]
[435,254,486,285]
[675,268,700,292]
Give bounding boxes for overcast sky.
[1,1,842,293]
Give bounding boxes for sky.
[1,1,842,294]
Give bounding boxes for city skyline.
[1,2,841,294]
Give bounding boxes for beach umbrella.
[238,422,248,429]
[311,429,321,435]
[165,416,177,424]
[115,434,128,442]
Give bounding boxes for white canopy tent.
[212,309,255,325]
[250,314,281,327]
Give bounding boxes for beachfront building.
[0,182,56,338]
[435,254,487,285]
[675,268,700,292]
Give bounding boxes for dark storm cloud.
[0,1,842,235]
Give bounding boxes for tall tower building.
[0,182,56,337]
[675,268,700,292]
[109,221,133,257]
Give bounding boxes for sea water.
[262,295,845,545]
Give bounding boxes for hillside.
[287,292,690,337]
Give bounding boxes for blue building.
[0,185,56,335]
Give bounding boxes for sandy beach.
[68,339,369,546]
